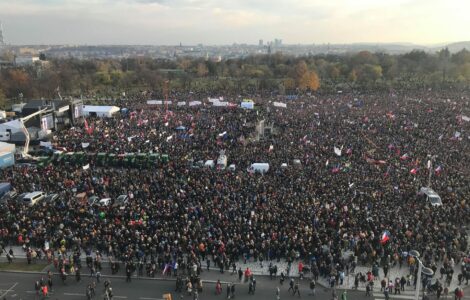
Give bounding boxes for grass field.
[0,262,49,272]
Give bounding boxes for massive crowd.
[0,90,469,293]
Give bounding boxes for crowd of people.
[0,89,469,298]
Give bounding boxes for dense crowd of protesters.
[0,90,469,297]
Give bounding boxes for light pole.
[409,250,434,300]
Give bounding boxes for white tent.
[82,106,120,118]
[0,120,23,134]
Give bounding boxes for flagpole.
[427,155,436,188]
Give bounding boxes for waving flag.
[410,168,418,175]
[84,119,94,135]
[380,230,391,245]
[400,153,409,161]
[334,147,342,156]
[434,165,443,175]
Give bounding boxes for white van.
[419,187,443,207]
[217,155,227,169]
[248,163,270,174]
[204,160,215,168]
[23,191,45,206]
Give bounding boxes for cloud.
[0,0,469,44]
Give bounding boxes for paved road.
[2,271,469,300]
[0,271,358,300]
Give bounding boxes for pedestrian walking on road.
[276,286,280,300]
[226,283,231,299]
[365,283,371,297]
[288,278,294,293]
[248,280,254,295]
[293,282,300,297]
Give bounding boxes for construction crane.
[19,108,51,158]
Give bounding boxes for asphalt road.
[0,271,356,300]
[0,271,467,300]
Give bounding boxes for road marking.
[64,292,86,296]
[0,282,18,298]
[374,296,415,300]
[140,298,164,300]
[114,296,128,299]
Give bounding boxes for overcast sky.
[0,0,468,45]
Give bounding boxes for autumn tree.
[299,70,320,91]
[196,62,209,77]
[0,88,7,109]
[292,60,320,91]
[4,69,32,98]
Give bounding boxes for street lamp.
[409,250,434,300]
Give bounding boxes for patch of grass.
[0,262,49,272]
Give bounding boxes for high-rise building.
[0,21,6,46]
[274,39,282,47]
[259,39,263,47]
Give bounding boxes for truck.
[248,163,270,174]
[0,182,12,199]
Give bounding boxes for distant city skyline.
[0,0,469,45]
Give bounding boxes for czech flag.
[380,230,391,245]
[410,168,418,175]
[434,165,443,175]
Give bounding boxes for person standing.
[76,267,81,282]
[230,283,235,299]
[310,278,316,295]
[215,280,222,295]
[226,283,231,299]
[47,270,53,291]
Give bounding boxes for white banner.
[189,101,202,106]
[40,141,52,149]
[147,100,163,105]
[273,102,287,108]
